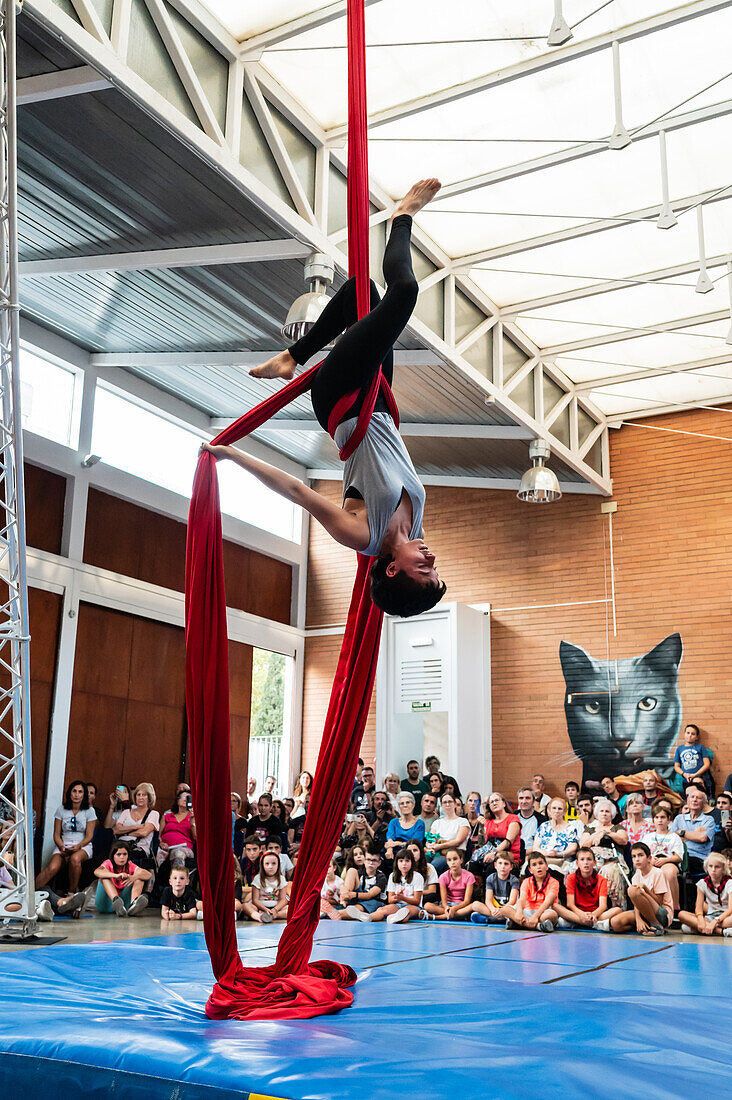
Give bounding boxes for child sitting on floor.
[602,842,671,936]
[553,847,618,930]
[679,852,732,937]
[426,848,475,921]
[161,862,197,921]
[267,836,294,881]
[94,840,151,918]
[244,851,288,923]
[342,849,388,922]
[239,835,262,902]
[320,857,343,919]
[503,852,559,932]
[379,847,424,924]
[470,852,519,924]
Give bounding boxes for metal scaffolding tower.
[0,0,36,935]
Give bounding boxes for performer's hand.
[199,443,230,460]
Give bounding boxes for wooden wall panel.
[66,691,128,795]
[27,587,63,811]
[72,601,133,698]
[24,463,66,555]
[84,487,293,623]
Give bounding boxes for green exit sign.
[411,701,432,712]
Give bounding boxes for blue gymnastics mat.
[1,920,731,1100]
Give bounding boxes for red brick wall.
[302,407,732,798]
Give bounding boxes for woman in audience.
[340,811,373,854]
[482,792,521,864]
[407,839,439,908]
[35,779,97,896]
[157,787,196,865]
[384,792,425,862]
[365,790,393,852]
[464,791,486,857]
[645,802,683,911]
[113,782,160,865]
[231,791,243,818]
[623,792,653,844]
[454,797,465,817]
[272,799,289,828]
[104,784,132,828]
[678,852,732,936]
[425,792,469,874]
[94,839,151,917]
[427,773,444,803]
[291,771,313,821]
[532,797,579,870]
[580,797,629,909]
[340,843,367,907]
[382,772,402,813]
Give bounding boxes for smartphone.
[185,795,193,811]
[116,785,125,794]
[722,809,731,826]
[345,814,356,823]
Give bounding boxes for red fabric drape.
[184,0,390,1020]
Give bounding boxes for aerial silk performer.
[185,0,444,1021]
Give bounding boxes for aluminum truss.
[0,0,36,934]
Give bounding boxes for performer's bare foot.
[249,349,297,380]
[392,178,441,220]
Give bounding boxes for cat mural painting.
[560,634,683,787]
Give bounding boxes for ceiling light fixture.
[517,439,562,503]
[282,253,335,343]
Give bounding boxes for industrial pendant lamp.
[282,252,335,342]
[517,439,562,503]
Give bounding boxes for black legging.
[289,215,417,430]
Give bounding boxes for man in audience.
[711,791,732,853]
[263,776,276,796]
[516,787,546,847]
[640,772,662,818]
[400,759,428,812]
[351,766,376,813]
[284,797,295,819]
[352,758,364,792]
[600,776,622,818]
[531,774,551,812]
[564,781,580,820]
[247,793,286,848]
[576,794,594,832]
[419,792,439,837]
[366,791,393,852]
[423,756,461,799]
[672,786,716,876]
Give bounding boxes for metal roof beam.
[17,65,111,103]
[90,350,444,369]
[607,393,732,422]
[19,239,311,276]
[308,469,602,494]
[453,188,731,268]
[501,253,732,317]
[575,352,732,391]
[240,0,386,58]
[439,97,732,202]
[545,310,729,356]
[327,0,732,138]
[213,418,532,439]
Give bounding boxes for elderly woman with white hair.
[113,782,160,863]
[384,791,426,861]
[580,797,630,909]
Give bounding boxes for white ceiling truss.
[24,0,732,496]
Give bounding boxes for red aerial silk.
[185,0,392,1020]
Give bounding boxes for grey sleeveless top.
[334,411,425,557]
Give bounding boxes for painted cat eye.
[637,696,657,711]
[583,700,601,714]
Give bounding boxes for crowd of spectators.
[17,720,732,938]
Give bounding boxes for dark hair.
[171,788,192,814]
[406,839,430,881]
[564,781,579,792]
[243,834,262,848]
[272,799,288,821]
[407,759,419,768]
[684,723,700,736]
[494,851,514,865]
[444,847,463,862]
[63,779,90,811]
[109,839,131,867]
[258,793,273,806]
[86,782,97,794]
[631,842,651,857]
[344,844,366,872]
[392,847,416,884]
[528,852,548,867]
[369,556,446,618]
[576,846,595,858]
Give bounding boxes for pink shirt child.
[439,868,475,906]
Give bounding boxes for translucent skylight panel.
[557,320,731,373]
[588,363,732,416]
[206,1,333,41]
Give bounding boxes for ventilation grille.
[399,657,444,705]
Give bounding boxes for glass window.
[91,383,301,542]
[19,348,80,448]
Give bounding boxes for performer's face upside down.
[385,538,439,586]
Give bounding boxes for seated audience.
[712,791,732,853]
[427,772,444,802]
[231,791,243,817]
[158,786,196,865]
[564,781,581,820]
[351,765,376,814]
[114,783,159,865]
[160,863,198,921]
[272,799,289,828]
[240,835,262,895]
[375,847,424,924]
[263,776,276,796]
[246,851,288,923]
[283,797,295,819]
[94,840,151,917]
[366,790,394,851]
[400,759,428,812]
[580,798,629,910]
[504,852,559,932]
[382,772,402,813]
[470,852,519,924]
[423,755,461,799]
[384,792,425,861]
[645,802,683,911]
[320,857,343,919]
[86,782,102,822]
[248,793,286,847]
[407,840,439,909]
[426,848,474,921]
[479,792,521,868]
[35,780,97,896]
[531,773,551,813]
[602,842,672,935]
[674,723,713,794]
[341,810,375,855]
[105,784,132,828]
[342,849,387,922]
[338,843,367,911]
[291,771,312,820]
[287,808,307,857]
[419,792,439,837]
[515,787,546,847]
[464,791,486,854]
[600,776,622,818]
[425,793,469,874]
[266,836,294,879]
[576,793,594,832]
[678,852,732,936]
[532,798,580,869]
[639,772,663,817]
[672,786,716,876]
[622,793,653,845]
[554,848,614,930]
